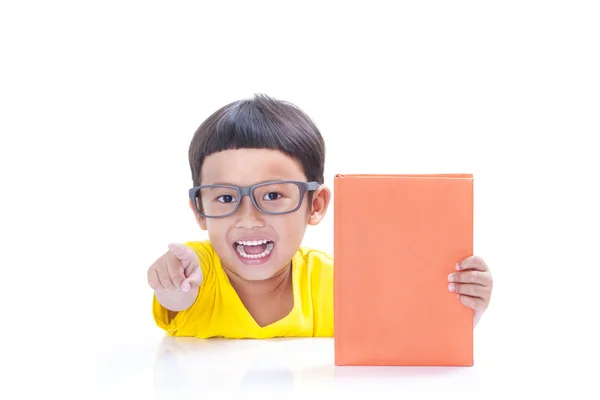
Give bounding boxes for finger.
[456,255,488,272]
[157,263,177,290]
[448,270,491,286]
[183,262,201,281]
[166,255,186,290]
[181,266,203,292]
[168,243,199,268]
[148,268,164,291]
[457,294,488,310]
[448,283,489,298]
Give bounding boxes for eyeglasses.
[189,180,320,218]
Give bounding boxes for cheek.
[205,221,229,244]
[273,213,308,241]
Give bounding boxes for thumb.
[181,266,203,292]
[168,243,197,265]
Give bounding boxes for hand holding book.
[449,255,493,327]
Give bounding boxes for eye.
[263,192,282,201]
[217,194,237,203]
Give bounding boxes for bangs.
[189,94,325,186]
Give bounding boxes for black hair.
[188,94,325,186]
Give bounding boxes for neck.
[227,263,292,298]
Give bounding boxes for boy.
[148,94,493,338]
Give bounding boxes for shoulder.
[295,247,333,270]
[293,247,333,288]
[294,247,334,336]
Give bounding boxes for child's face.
[189,149,330,282]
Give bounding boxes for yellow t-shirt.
[153,240,334,338]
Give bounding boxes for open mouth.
[234,239,275,259]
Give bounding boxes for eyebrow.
[202,178,293,187]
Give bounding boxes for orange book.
[333,174,474,366]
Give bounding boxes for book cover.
[333,174,474,366]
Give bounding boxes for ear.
[307,185,331,226]
[188,199,207,230]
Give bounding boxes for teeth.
[236,242,274,259]
[236,239,270,246]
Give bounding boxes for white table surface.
[4,281,599,400]
[3,308,599,400]
[60,333,594,400]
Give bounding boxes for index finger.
[456,255,489,271]
[168,243,199,268]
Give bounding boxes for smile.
[234,239,275,259]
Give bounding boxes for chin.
[227,262,282,281]
[230,256,288,282]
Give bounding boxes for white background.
[1,1,599,398]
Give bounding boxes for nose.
[234,195,265,229]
